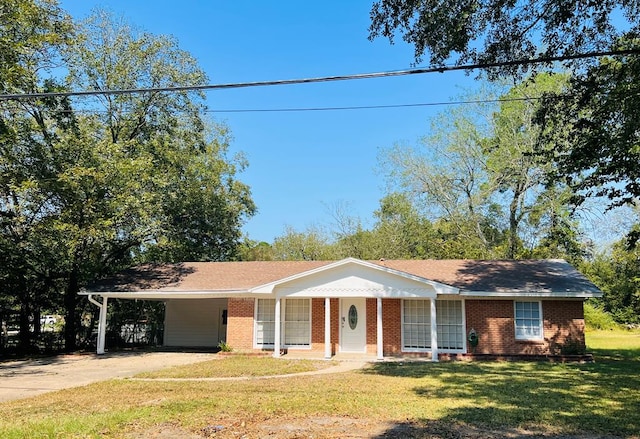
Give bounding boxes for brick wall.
[465,299,586,355]
[226,297,586,357]
[542,300,586,354]
[383,299,402,355]
[226,298,255,350]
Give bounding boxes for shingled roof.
[86,258,601,296]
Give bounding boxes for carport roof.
[83,258,601,298]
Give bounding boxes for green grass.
[0,330,638,438]
[136,355,334,378]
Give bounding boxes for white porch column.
[430,297,438,362]
[273,297,282,358]
[376,297,384,360]
[324,297,331,359]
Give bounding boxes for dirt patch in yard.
[126,417,622,439]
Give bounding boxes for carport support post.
[88,294,108,355]
[273,297,281,358]
[98,296,108,354]
[324,297,331,359]
[430,298,438,362]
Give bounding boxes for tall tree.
[0,0,73,351]
[369,1,640,229]
[538,43,640,217]
[380,99,498,256]
[1,8,255,351]
[369,0,637,75]
[484,73,572,258]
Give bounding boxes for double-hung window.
[283,298,310,347]
[255,299,276,347]
[402,299,465,352]
[254,298,311,348]
[514,301,543,340]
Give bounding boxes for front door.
[340,298,366,353]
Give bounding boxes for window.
[403,300,431,350]
[436,300,464,350]
[514,301,543,340]
[255,299,275,346]
[283,299,310,346]
[402,299,465,351]
[254,298,311,348]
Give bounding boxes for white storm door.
[340,298,367,353]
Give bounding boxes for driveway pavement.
[0,351,214,403]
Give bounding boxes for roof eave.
[458,290,603,298]
[79,289,252,299]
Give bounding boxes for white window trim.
[401,299,466,353]
[253,298,312,349]
[282,298,312,349]
[254,298,275,349]
[437,299,466,353]
[514,300,544,341]
[401,299,431,353]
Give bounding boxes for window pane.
[284,299,310,346]
[514,301,542,340]
[255,299,275,345]
[403,300,431,349]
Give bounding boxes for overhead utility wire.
[208,96,545,113]
[1,49,638,101]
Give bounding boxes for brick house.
[82,258,601,360]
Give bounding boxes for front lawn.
[0,329,638,438]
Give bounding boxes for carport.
[80,291,233,354]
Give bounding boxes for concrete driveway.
[0,351,214,403]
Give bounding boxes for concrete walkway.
[0,351,368,403]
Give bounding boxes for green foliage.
[581,236,640,325]
[584,301,619,331]
[272,225,335,261]
[376,75,583,260]
[217,341,232,352]
[0,6,255,352]
[369,1,640,230]
[539,39,640,216]
[369,0,636,77]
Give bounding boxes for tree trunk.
[63,268,79,351]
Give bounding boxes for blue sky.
[57,1,478,243]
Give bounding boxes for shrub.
[584,301,619,330]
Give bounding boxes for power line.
[1,49,638,101]
[207,96,544,113]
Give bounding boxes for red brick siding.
[226,298,255,350]
[542,300,585,354]
[226,297,586,357]
[383,299,402,355]
[465,299,586,355]
[310,298,322,352]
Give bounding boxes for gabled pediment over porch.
[250,257,459,298]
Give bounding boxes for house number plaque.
[348,305,358,330]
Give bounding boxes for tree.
[369,1,640,227]
[272,226,333,261]
[484,73,575,258]
[380,98,499,257]
[369,0,637,75]
[538,43,640,215]
[1,8,255,352]
[0,0,74,351]
[379,75,583,259]
[581,224,640,324]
